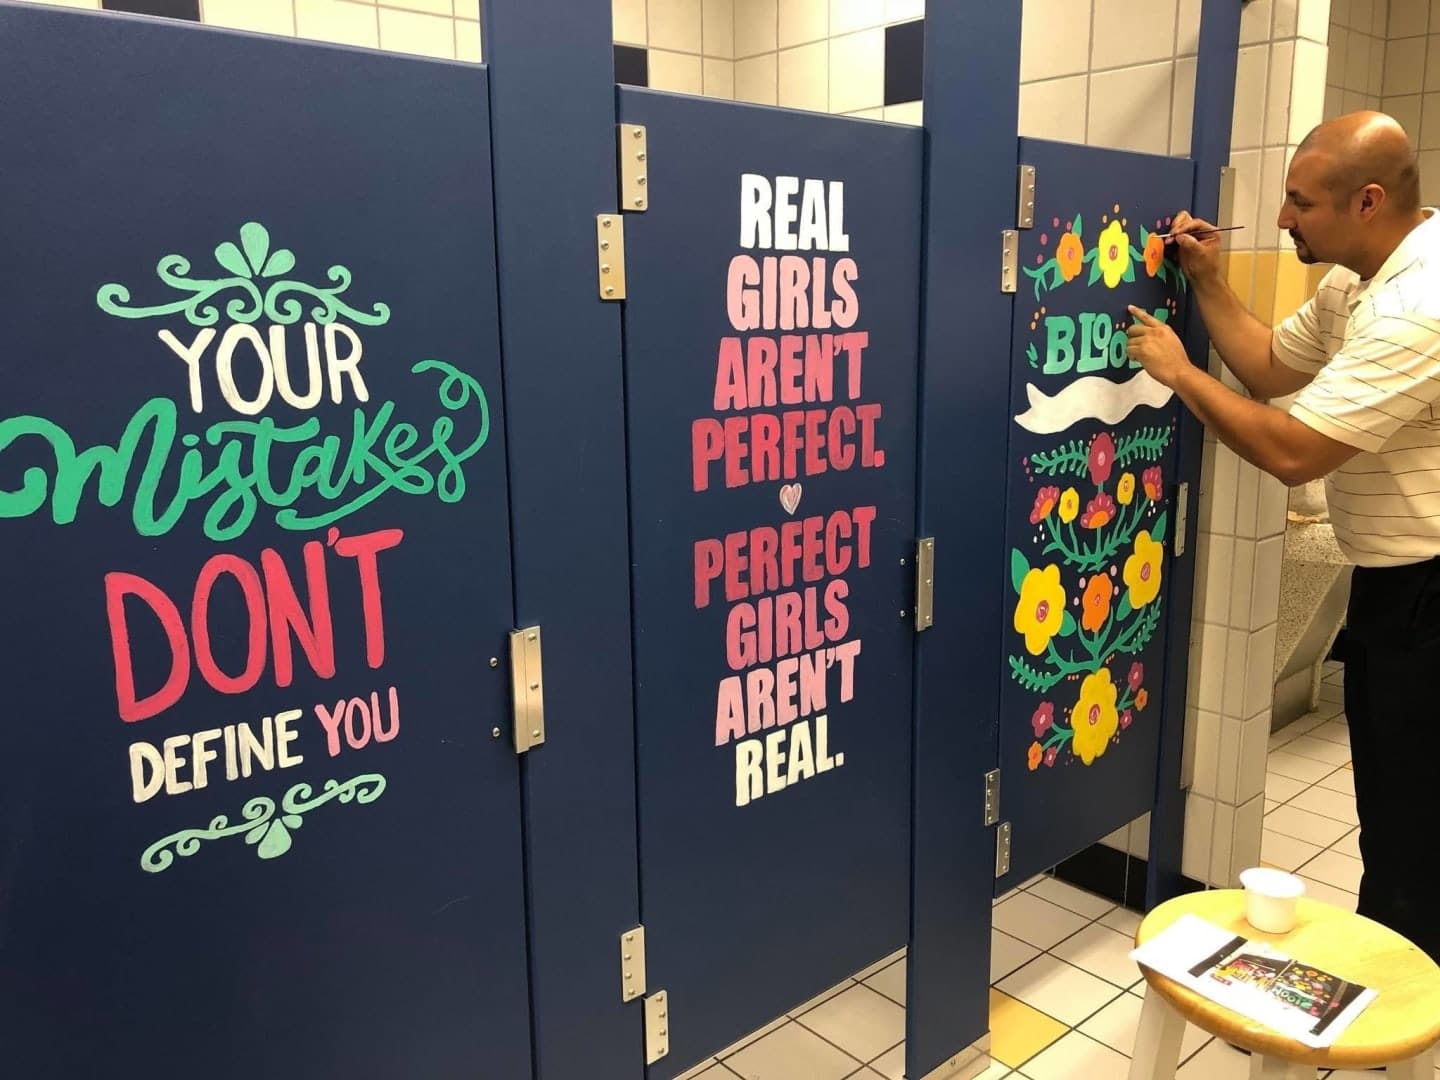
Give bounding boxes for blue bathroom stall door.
[615,88,923,1076]
[996,139,1196,890]
[0,7,533,1079]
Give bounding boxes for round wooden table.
[1127,889,1440,1079]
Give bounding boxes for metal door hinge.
[618,124,648,212]
[644,990,670,1065]
[1001,230,1018,293]
[913,537,935,631]
[509,626,545,753]
[983,768,1001,826]
[1017,164,1036,229]
[1173,482,1189,557]
[621,926,647,1002]
[597,214,626,300]
[995,821,1012,878]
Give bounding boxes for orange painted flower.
[1117,471,1136,506]
[1081,573,1112,633]
[1030,485,1061,525]
[1136,688,1150,710]
[1143,466,1163,501]
[1144,232,1165,277]
[1124,531,1165,608]
[1014,564,1067,656]
[1028,741,1044,771]
[1071,669,1120,765]
[1056,231,1085,281]
[1080,493,1117,530]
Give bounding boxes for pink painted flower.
[1088,432,1116,486]
[1030,485,1061,525]
[1128,661,1144,691]
[1120,709,1134,730]
[1031,702,1055,739]
[1143,465,1163,501]
[1044,746,1059,767]
[1080,493,1118,530]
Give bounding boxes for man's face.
[1277,151,1352,265]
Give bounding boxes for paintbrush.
[1154,224,1246,241]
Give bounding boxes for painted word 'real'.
[740,175,850,252]
[734,715,842,807]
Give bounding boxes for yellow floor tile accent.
[988,988,1069,1068]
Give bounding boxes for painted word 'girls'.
[105,527,402,722]
[0,359,487,542]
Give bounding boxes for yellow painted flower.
[1028,742,1044,771]
[1071,669,1120,765]
[1058,487,1080,524]
[1124,531,1164,608]
[1014,564,1066,656]
[1117,472,1136,506]
[1097,219,1132,288]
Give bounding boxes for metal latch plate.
[983,768,1000,826]
[914,537,935,631]
[597,214,626,300]
[644,990,670,1065]
[1174,482,1189,557]
[1017,164,1036,228]
[1001,230,1018,293]
[618,123,648,212]
[510,626,545,752]
[995,821,1012,878]
[621,926,647,1002]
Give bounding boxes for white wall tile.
[1374,0,1391,33]
[1223,627,1250,719]
[296,0,379,48]
[1342,87,1368,110]
[1275,0,1300,37]
[457,19,481,60]
[1233,45,1270,151]
[887,0,924,22]
[1178,0,1202,53]
[1022,0,1093,82]
[1354,0,1376,32]
[736,53,779,103]
[378,7,454,58]
[1390,0,1431,35]
[1209,440,1242,534]
[1291,40,1330,141]
[1423,149,1440,200]
[1299,0,1332,40]
[1385,92,1425,135]
[1237,713,1271,803]
[1242,0,1276,44]
[1257,471,1289,538]
[1245,621,1280,718]
[1232,794,1266,878]
[204,0,294,35]
[1385,35,1428,95]
[1328,28,1349,87]
[1333,0,1353,25]
[1201,534,1234,626]
[705,57,737,97]
[736,0,779,57]
[704,0,736,57]
[651,49,705,93]
[830,0,883,36]
[1092,0,1177,69]
[1428,34,1440,90]
[457,0,481,19]
[1019,75,1090,143]
[1252,534,1284,629]
[1210,801,1236,885]
[1347,27,1372,90]
[1257,146,1289,250]
[779,0,827,47]
[1173,56,1197,155]
[829,28,884,112]
[1088,62,1174,154]
[651,0,704,52]
[1128,813,1152,857]
[1434,0,1440,31]
[1198,622,1228,713]
[1218,716,1243,804]
[1230,537,1258,630]
[1183,794,1215,881]
[1369,35,1385,95]
[614,0,648,45]
[884,100,923,125]
[778,41,828,110]
[1193,708,1221,798]
[385,0,451,14]
[1325,83,1345,118]
[1421,92,1440,147]
[1267,40,1297,146]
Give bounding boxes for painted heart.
[779,483,802,515]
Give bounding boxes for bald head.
[1295,111,1421,212]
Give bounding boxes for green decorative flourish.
[1026,342,1040,369]
[97,222,390,327]
[140,774,386,873]
[1030,438,1090,479]
[1115,426,1172,467]
[1021,213,1189,300]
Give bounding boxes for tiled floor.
[677,665,1439,1080]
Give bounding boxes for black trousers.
[1342,557,1440,963]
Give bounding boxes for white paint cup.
[1239,867,1306,933]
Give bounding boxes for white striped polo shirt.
[1274,208,1440,567]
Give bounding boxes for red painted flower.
[1030,485,1061,524]
[1044,746,1059,767]
[1120,709,1134,730]
[1031,702,1055,738]
[1143,465,1163,501]
[1128,661,1144,691]
[1080,493,1118,529]
[1088,433,1116,485]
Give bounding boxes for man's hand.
[1167,210,1223,285]
[1126,306,1190,388]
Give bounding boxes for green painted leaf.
[1026,342,1039,369]
[1140,225,1149,243]
[1121,260,1136,283]
[1116,593,1133,620]
[1151,511,1169,544]
[282,814,303,829]
[262,248,296,277]
[1011,548,1031,595]
[1072,214,1083,239]
[1060,610,1076,637]
[1087,258,1103,286]
[257,821,293,859]
[214,241,251,279]
[240,222,271,275]
[244,823,267,846]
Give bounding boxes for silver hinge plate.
[913,537,935,632]
[1017,164,1036,229]
[509,626,546,753]
[618,124,649,212]
[1173,482,1189,557]
[995,821,1012,878]
[597,214,626,300]
[621,926,647,1003]
[1001,230,1018,293]
[644,990,670,1065]
[983,768,1001,826]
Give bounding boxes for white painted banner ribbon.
[1013,371,1174,435]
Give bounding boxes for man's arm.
[1127,307,1358,485]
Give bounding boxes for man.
[1126,111,1440,964]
